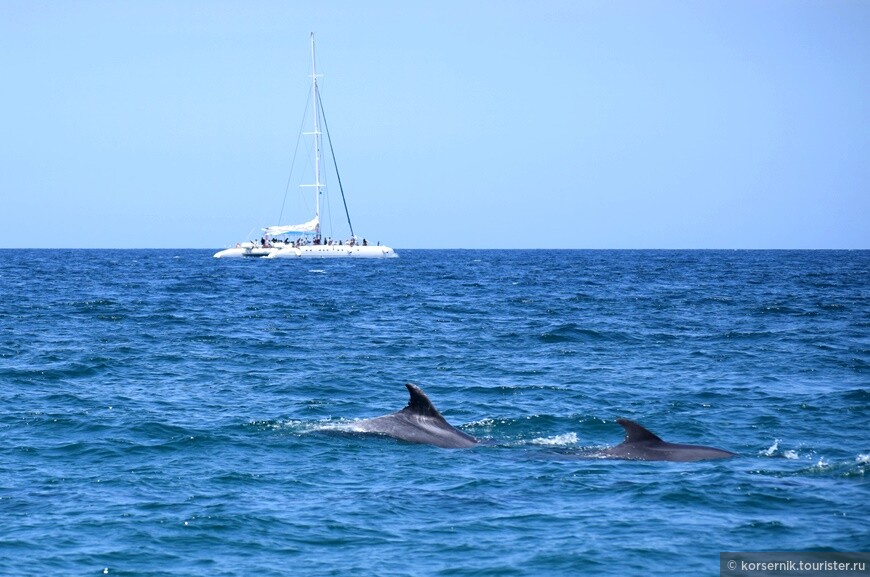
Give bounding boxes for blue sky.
[1,1,867,249]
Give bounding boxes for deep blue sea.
[1,249,868,576]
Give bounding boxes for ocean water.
[1,249,867,576]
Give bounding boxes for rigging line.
[316,87,355,238]
[318,103,335,238]
[278,87,313,225]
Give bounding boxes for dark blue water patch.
[538,322,641,345]
[840,388,870,402]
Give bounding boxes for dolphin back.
[606,418,736,462]
[353,383,478,449]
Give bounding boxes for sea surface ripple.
[1,249,868,576]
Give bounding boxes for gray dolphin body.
[594,418,736,462]
[352,383,478,449]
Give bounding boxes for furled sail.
[263,217,319,236]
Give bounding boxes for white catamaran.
[214,34,397,259]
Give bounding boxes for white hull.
[213,246,275,258]
[213,244,396,259]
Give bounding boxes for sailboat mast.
[310,32,322,236]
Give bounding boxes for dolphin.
[352,383,478,449]
[593,418,736,462]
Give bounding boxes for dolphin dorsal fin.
[403,383,446,420]
[617,419,664,444]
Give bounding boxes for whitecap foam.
[783,450,799,460]
[856,454,870,464]
[810,457,831,471]
[759,439,780,457]
[311,418,359,433]
[465,417,497,427]
[261,418,353,434]
[529,432,579,447]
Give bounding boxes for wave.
[754,441,869,478]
